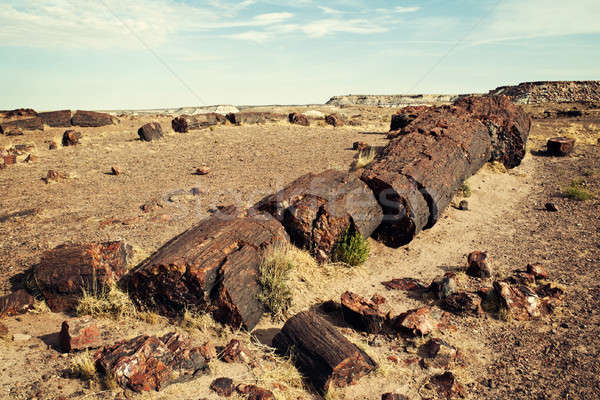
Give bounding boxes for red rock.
[488,281,541,320]
[71,110,115,127]
[59,317,101,353]
[94,332,208,392]
[0,289,35,318]
[381,393,410,400]
[288,112,309,126]
[441,292,482,316]
[62,130,81,146]
[111,165,122,175]
[326,113,344,127]
[49,141,58,150]
[33,241,132,312]
[420,338,457,369]
[199,341,217,360]
[466,251,491,278]
[226,112,283,125]
[381,278,427,292]
[370,293,386,305]
[391,306,445,336]
[2,108,37,118]
[221,339,252,363]
[2,154,16,167]
[137,122,163,142]
[341,291,387,334]
[195,166,210,175]
[527,263,548,280]
[243,385,275,400]
[210,377,234,397]
[430,371,465,399]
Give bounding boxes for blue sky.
[1,0,599,110]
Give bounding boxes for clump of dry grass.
[352,147,376,170]
[30,300,51,314]
[563,177,594,201]
[486,161,508,174]
[70,351,97,381]
[76,284,137,320]
[458,181,472,198]
[178,309,230,338]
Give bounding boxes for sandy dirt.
[0,106,599,400]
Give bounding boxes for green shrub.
[459,182,472,198]
[563,178,594,201]
[333,228,370,267]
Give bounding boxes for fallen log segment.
[273,310,377,393]
[171,113,226,132]
[38,110,72,127]
[226,112,285,125]
[33,241,132,312]
[547,137,575,156]
[252,169,382,262]
[71,110,116,127]
[0,117,44,131]
[124,215,288,330]
[341,291,387,333]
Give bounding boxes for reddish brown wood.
[0,117,44,131]
[171,113,226,132]
[340,291,387,333]
[253,169,382,262]
[0,289,35,318]
[273,310,377,393]
[326,113,345,127]
[466,251,490,278]
[71,110,115,127]
[226,112,284,125]
[547,137,575,156]
[38,110,72,127]
[62,129,81,146]
[288,112,310,126]
[59,317,101,353]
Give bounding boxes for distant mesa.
[488,81,600,104]
[325,94,471,107]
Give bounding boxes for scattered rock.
[71,110,115,127]
[48,141,57,150]
[325,113,345,127]
[43,170,66,183]
[210,378,234,397]
[485,281,542,320]
[391,307,445,336]
[12,333,32,342]
[381,394,410,400]
[429,273,458,300]
[466,251,491,278]
[527,263,548,280]
[94,332,209,392]
[195,166,211,175]
[5,128,24,136]
[545,202,558,212]
[237,384,275,400]
[381,278,427,292]
[340,291,387,334]
[0,289,35,318]
[353,141,370,151]
[288,112,309,126]
[111,165,122,176]
[547,137,575,156]
[62,130,81,146]
[221,339,252,363]
[420,338,458,369]
[199,341,217,360]
[140,198,164,213]
[458,200,469,211]
[441,292,482,316]
[137,122,164,142]
[430,371,465,399]
[59,317,101,353]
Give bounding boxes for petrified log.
[124,215,288,330]
[0,289,35,318]
[340,291,387,334]
[466,251,491,278]
[0,108,37,118]
[62,129,81,146]
[71,110,115,127]
[38,110,72,127]
[4,128,23,136]
[171,113,226,132]
[33,241,132,312]
[252,169,382,262]
[441,292,482,315]
[547,137,575,156]
[326,113,344,127]
[137,122,164,141]
[59,317,101,353]
[211,378,234,397]
[273,310,377,393]
[362,106,492,247]
[94,332,208,392]
[0,117,44,131]
[454,95,531,168]
[288,112,309,126]
[226,112,283,125]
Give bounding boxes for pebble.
[12,333,31,342]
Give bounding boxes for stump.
[547,137,575,156]
[138,122,164,142]
[71,110,115,127]
[340,291,387,333]
[273,311,377,393]
[124,215,288,330]
[171,113,226,132]
[252,169,382,262]
[38,110,72,127]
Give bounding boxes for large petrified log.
[273,310,377,393]
[226,112,285,125]
[454,95,531,168]
[171,113,226,133]
[94,332,209,392]
[0,117,44,131]
[363,106,491,247]
[138,122,164,141]
[38,110,72,127]
[252,169,382,262]
[33,242,132,312]
[71,110,116,127]
[124,215,288,330]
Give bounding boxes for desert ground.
[0,102,599,400]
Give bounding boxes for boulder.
[71,110,115,127]
[137,122,164,142]
[62,130,81,146]
[288,112,309,126]
[59,317,101,353]
[0,289,35,318]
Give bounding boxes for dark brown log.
[38,110,72,127]
[382,393,410,400]
[454,95,531,168]
[124,215,288,330]
[226,112,284,125]
[94,332,208,392]
[71,110,116,127]
[340,291,387,333]
[0,108,37,119]
[171,113,226,132]
[0,117,44,131]
[252,169,382,262]
[138,122,164,141]
[59,317,101,353]
[326,113,344,127]
[273,310,377,393]
[34,241,132,312]
[547,137,575,156]
[288,112,310,126]
[62,129,81,146]
[0,289,35,318]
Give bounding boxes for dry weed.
[352,147,377,170]
[76,284,137,320]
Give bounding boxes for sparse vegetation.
[487,161,508,174]
[76,284,137,320]
[563,178,594,200]
[353,147,376,170]
[459,182,472,198]
[333,228,370,267]
[70,351,97,381]
[257,244,297,318]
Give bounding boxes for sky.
[0,0,599,110]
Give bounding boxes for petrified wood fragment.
[171,113,226,132]
[0,289,35,318]
[71,110,115,127]
[340,291,387,334]
[137,122,164,141]
[0,117,44,131]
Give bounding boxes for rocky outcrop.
[489,81,600,104]
[326,94,468,107]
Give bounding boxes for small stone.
[526,263,548,280]
[221,339,252,363]
[392,306,442,336]
[430,372,465,399]
[236,384,275,400]
[111,165,122,176]
[325,113,345,127]
[0,322,8,338]
[191,187,204,196]
[210,378,234,397]
[466,251,491,278]
[429,273,457,299]
[199,341,217,360]
[353,141,370,151]
[545,202,558,212]
[43,170,65,183]
[49,141,57,150]
[458,200,469,210]
[381,394,410,400]
[24,154,37,163]
[62,130,81,146]
[12,333,31,342]
[195,166,211,175]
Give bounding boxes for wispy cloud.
[300,18,388,37]
[395,6,420,13]
[225,30,272,42]
[318,6,343,15]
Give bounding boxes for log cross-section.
[273,311,377,393]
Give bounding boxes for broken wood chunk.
[466,251,491,278]
[547,136,575,156]
[59,317,101,353]
[0,289,35,318]
[340,291,387,334]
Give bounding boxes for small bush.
[333,228,370,267]
[257,244,296,318]
[77,285,137,320]
[563,178,594,201]
[459,182,472,198]
[70,351,97,381]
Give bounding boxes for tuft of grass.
[257,244,297,319]
[486,161,508,174]
[70,351,97,381]
[352,147,376,170]
[459,182,472,198]
[30,300,51,314]
[76,284,137,320]
[178,309,229,338]
[333,228,370,267]
[563,178,594,201]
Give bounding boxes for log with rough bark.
[71,110,116,127]
[124,214,288,330]
[138,122,164,141]
[171,113,226,132]
[38,110,72,127]
[33,241,132,312]
[547,137,575,156]
[0,117,44,131]
[340,291,387,333]
[226,112,284,125]
[252,169,382,262]
[273,311,377,393]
